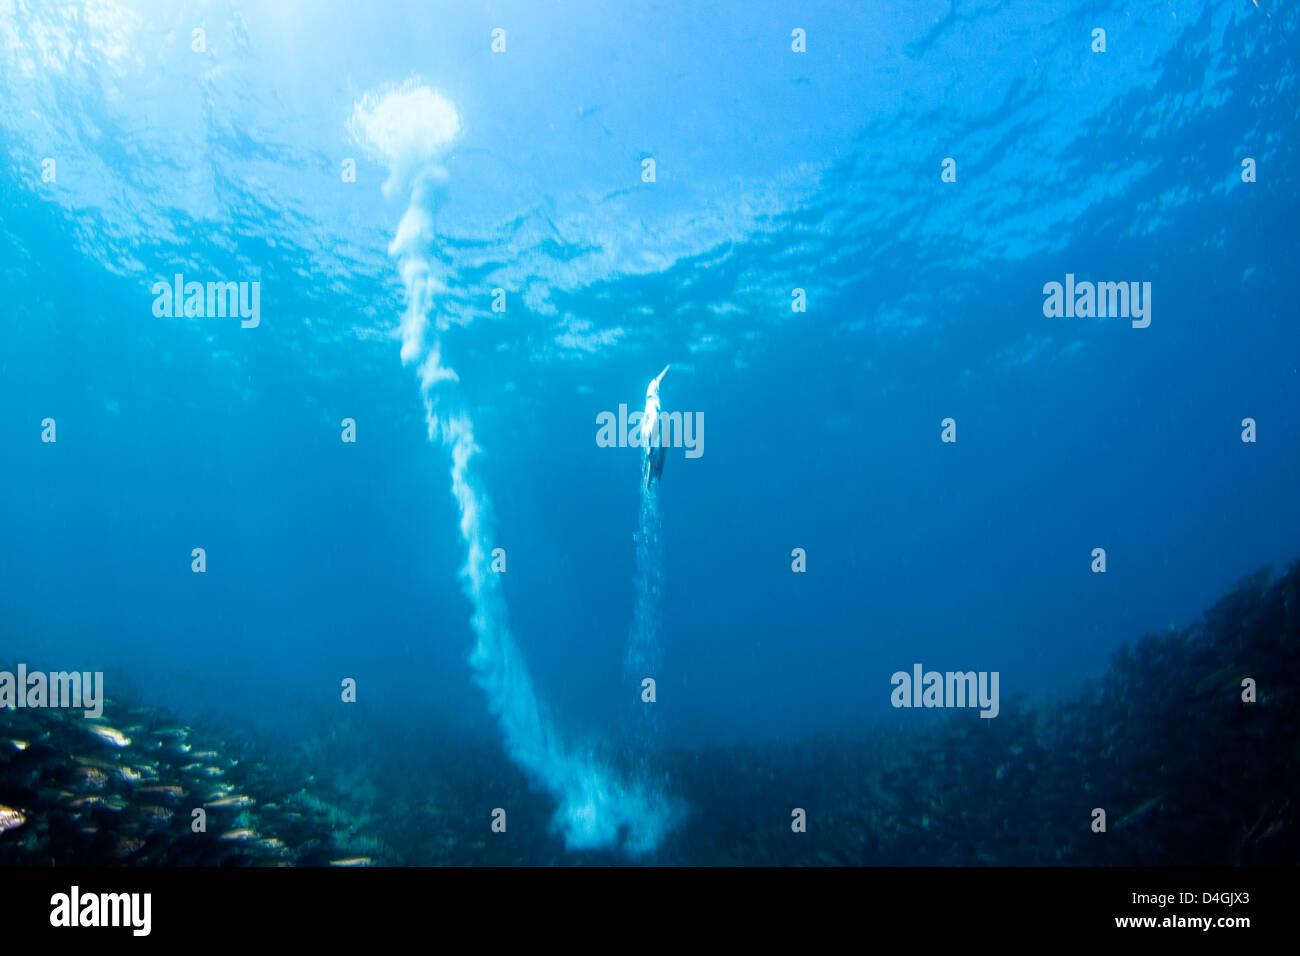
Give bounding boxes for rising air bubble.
[350,81,676,854]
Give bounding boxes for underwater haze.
[1,0,1299,864]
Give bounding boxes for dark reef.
[3,563,1297,866]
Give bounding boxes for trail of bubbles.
[351,81,674,853]
[625,478,664,742]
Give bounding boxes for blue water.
[2,0,1297,856]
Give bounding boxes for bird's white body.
[640,365,670,451]
[641,365,670,487]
